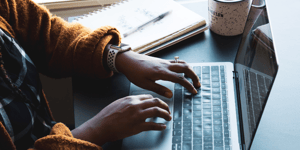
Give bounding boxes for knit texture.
[0,0,122,149]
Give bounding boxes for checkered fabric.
[0,28,55,149]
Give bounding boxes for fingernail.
[169,116,172,121]
[197,82,201,87]
[164,91,173,98]
[193,89,197,94]
[161,124,167,129]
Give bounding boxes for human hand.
[72,94,171,146]
[115,51,201,98]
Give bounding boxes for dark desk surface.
[73,0,300,149]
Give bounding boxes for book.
[34,0,120,10]
[73,0,207,55]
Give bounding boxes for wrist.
[71,119,107,146]
[115,50,135,74]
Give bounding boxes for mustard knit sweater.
[0,0,122,149]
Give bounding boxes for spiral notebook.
[73,0,207,55]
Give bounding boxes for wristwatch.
[105,43,131,73]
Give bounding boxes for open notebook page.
[73,0,205,51]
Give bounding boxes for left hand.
[115,51,201,98]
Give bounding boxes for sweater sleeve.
[0,0,121,79]
[33,123,102,150]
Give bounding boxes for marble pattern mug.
[208,0,251,36]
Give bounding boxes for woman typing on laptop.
[0,0,200,149]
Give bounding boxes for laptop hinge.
[233,71,246,149]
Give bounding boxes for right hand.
[72,94,172,146]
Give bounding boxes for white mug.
[208,0,251,36]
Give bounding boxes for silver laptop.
[122,0,278,150]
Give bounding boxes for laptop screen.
[234,0,278,149]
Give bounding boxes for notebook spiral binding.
[74,0,128,22]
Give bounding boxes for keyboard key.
[212,88,220,93]
[213,112,222,118]
[183,100,192,108]
[204,143,213,150]
[221,83,226,89]
[212,82,220,88]
[194,138,202,144]
[183,129,191,135]
[214,132,223,139]
[193,145,202,150]
[173,121,182,129]
[214,119,222,125]
[203,121,212,128]
[212,94,221,100]
[194,118,202,124]
[203,116,212,122]
[224,123,229,130]
[214,147,224,150]
[202,66,210,74]
[222,96,227,102]
[183,136,192,141]
[183,113,192,121]
[172,144,176,150]
[193,124,202,130]
[214,125,222,131]
[204,136,212,142]
[221,78,225,83]
[193,111,202,118]
[211,71,219,76]
[193,97,201,104]
[183,121,192,129]
[194,104,202,110]
[225,138,231,145]
[220,72,225,77]
[224,131,230,138]
[214,140,223,146]
[175,83,182,90]
[213,100,221,105]
[173,130,181,136]
[203,103,211,108]
[211,66,219,71]
[173,136,181,143]
[193,130,202,138]
[212,76,219,82]
[202,74,210,79]
[182,142,192,150]
[194,66,201,74]
[183,108,191,114]
[203,109,212,116]
[203,129,212,136]
[225,146,231,150]
[178,144,182,150]
[220,66,224,71]
[202,79,210,85]
[213,105,221,112]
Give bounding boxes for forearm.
[0,0,121,79]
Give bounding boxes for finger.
[159,71,197,94]
[139,122,167,131]
[139,80,173,98]
[169,63,201,88]
[134,94,153,100]
[141,107,172,121]
[140,98,170,114]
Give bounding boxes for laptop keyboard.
[172,66,231,150]
[244,69,272,138]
